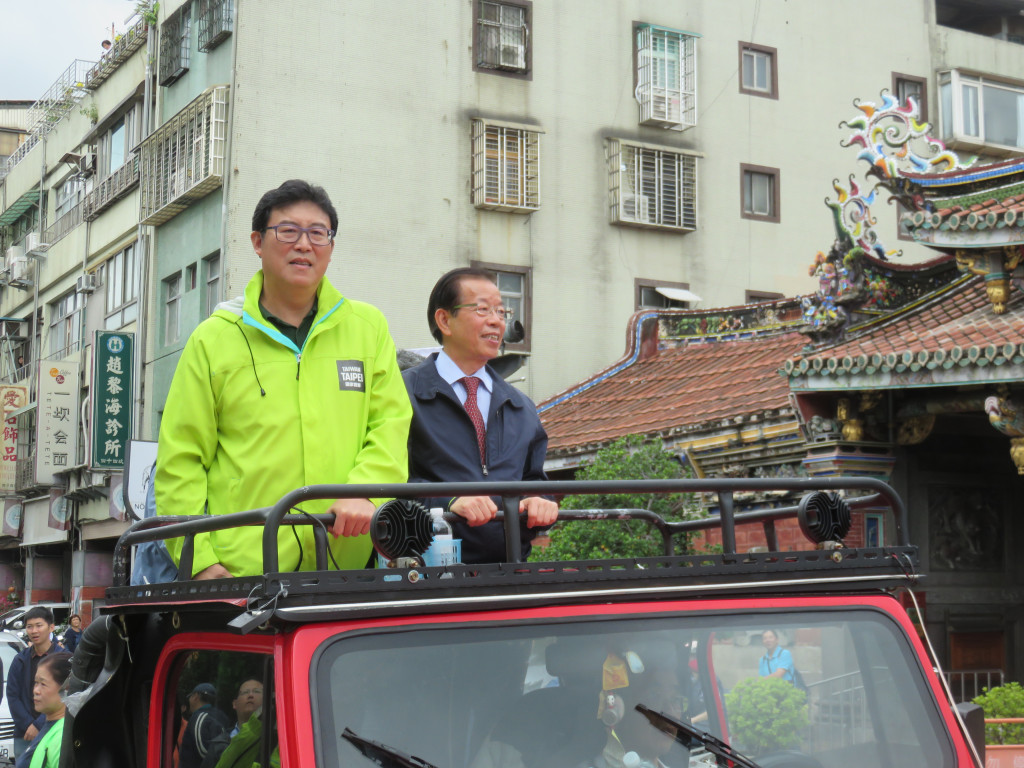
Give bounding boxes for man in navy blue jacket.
[6,606,66,758]
[404,268,558,563]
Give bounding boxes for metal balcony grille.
[84,153,140,221]
[84,17,149,90]
[198,0,233,52]
[42,202,84,246]
[15,456,35,493]
[635,24,698,131]
[471,120,540,213]
[5,61,94,174]
[139,85,229,226]
[608,139,698,231]
[159,3,192,86]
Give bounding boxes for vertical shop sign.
[37,362,81,485]
[91,331,133,471]
[0,385,27,492]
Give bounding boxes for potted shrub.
[974,682,1024,766]
[725,676,809,755]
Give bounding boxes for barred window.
[198,0,233,52]
[635,24,699,131]
[49,292,81,359]
[475,1,530,74]
[159,2,192,86]
[471,120,540,213]
[608,139,698,231]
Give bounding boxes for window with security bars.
[608,140,697,231]
[471,120,540,213]
[198,0,232,52]
[140,85,229,225]
[635,24,698,130]
[476,1,530,74]
[159,2,192,86]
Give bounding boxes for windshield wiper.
[342,727,440,768]
[635,704,762,768]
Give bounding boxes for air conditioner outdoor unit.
[623,193,651,223]
[76,273,97,294]
[5,244,25,269]
[9,255,32,287]
[23,232,49,255]
[80,153,97,175]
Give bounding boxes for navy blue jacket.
[6,641,66,737]
[404,355,551,563]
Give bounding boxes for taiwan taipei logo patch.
[337,360,366,392]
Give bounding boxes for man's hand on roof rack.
[195,563,232,580]
[329,498,376,537]
[520,496,558,528]
[450,496,498,526]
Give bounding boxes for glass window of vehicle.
[162,649,274,768]
[316,608,955,768]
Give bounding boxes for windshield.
[316,607,954,768]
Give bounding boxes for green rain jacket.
[156,270,412,577]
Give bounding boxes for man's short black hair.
[251,179,338,234]
[427,267,496,344]
[24,606,54,625]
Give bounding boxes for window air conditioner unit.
[623,193,651,223]
[23,232,49,256]
[81,152,97,175]
[76,273,97,294]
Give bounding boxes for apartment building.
[0,0,1022,607]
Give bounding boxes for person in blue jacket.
[61,615,82,653]
[759,629,795,683]
[403,267,558,563]
[5,607,66,758]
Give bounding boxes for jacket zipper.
[296,352,301,380]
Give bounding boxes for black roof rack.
[105,477,917,626]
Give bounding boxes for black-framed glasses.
[452,303,513,321]
[265,224,335,246]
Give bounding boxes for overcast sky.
[1,0,141,101]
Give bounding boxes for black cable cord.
[236,323,266,397]
[288,519,304,572]
[291,504,342,571]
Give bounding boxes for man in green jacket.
[156,180,412,578]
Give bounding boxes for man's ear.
[250,230,263,258]
[434,308,453,338]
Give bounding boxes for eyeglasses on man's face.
[452,303,513,321]
[265,224,335,246]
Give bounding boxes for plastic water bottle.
[423,508,462,566]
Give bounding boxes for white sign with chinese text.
[36,362,80,486]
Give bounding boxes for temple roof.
[539,315,805,456]
[786,275,1024,389]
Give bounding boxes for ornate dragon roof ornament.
[800,91,975,342]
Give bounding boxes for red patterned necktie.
[460,376,487,466]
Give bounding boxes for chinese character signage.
[0,385,27,492]
[91,331,133,471]
[37,361,81,485]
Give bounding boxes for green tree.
[725,676,808,754]
[531,435,702,561]
[974,681,1024,744]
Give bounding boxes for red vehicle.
[66,478,984,768]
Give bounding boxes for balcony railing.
[84,18,149,90]
[42,202,85,245]
[140,85,229,226]
[84,154,140,221]
[5,60,94,174]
